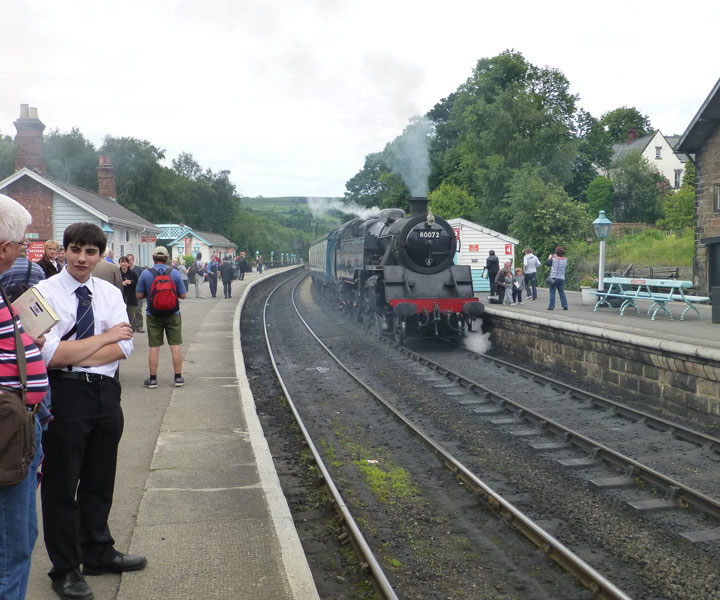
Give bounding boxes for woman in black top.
[119,256,139,329]
[486,250,500,296]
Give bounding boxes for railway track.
[391,339,720,542]
[287,272,720,599]
[261,273,632,599]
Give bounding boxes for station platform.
[28,267,319,600]
[481,287,720,354]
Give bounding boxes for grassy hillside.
[241,196,344,238]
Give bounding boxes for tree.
[428,50,582,232]
[428,182,476,220]
[610,151,670,222]
[0,132,14,180]
[586,176,614,217]
[45,128,98,190]
[658,162,695,231]
[505,167,591,260]
[566,110,613,202]
[599,106,652,143]
[172,152,203,181]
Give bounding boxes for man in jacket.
[523,248,541,301]
[220,256,235,298]
[486,250,499,297]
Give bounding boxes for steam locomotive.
[308,197,483,343]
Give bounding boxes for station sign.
[505,243,513,255]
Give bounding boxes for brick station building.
[0,104,161,266]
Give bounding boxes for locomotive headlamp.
[426,212,435,226]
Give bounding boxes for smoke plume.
[386,116,432,197]
[462,323,492,354]
[307,197,381,221]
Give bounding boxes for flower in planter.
[579,275,598,287]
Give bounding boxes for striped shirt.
[0,287,49,405]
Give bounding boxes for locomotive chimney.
[409,197,429,218]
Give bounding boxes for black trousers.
[41,375,124,576]
[223,281,232,297]
[208,274,218,297]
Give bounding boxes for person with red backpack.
[136,246,187,388]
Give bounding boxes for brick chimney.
[97,154,117,200]
[14,104,46,173]
[626,128,639,145]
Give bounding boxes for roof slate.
[43,174,158,229]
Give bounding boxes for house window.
[655,147,662,159]
[715,184,720,212]
[674,170,682,188]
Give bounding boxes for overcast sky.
[2,0,719,199]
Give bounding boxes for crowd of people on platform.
[0,192,273,600]
[485,246,569,311]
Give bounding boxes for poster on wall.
[453,227,461,252]
[28,241,45,262]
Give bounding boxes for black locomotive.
[308,197,483,343]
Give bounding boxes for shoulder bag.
[0,284,36,487]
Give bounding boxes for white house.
[447,218,519,292]
[611,130,689,189]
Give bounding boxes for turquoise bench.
[589,277,710,321]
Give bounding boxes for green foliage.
[505,167,591,259]
[45,128,98,190]
[658,162,695,231]
[429,51,583,232]
[610,151,670,222]
[0,132,14,180]
[586,176,614,216]
[681,160,695,188]
[566,110,613,202]
[600,106,652,142]
[428,182,476,219]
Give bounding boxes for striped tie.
[75,285,95,340]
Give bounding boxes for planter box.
[580,286,596,305]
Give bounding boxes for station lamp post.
[270,250,274,266]
[592,210,612,292]
[281,252,285,264]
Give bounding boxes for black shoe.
[83,551,147,575]
[51,569,93,600]
[562,307,568,310]
[547,307,553,310]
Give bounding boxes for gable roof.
[446,218,519,244]
[0,167,160,232]
[168,227,236,248]
[676,77,720,154]
[611,130,689,166]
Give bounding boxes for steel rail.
[398,344,720,522]
[263,275,399,600]
[476,350,720,453]
[295,277,633,600]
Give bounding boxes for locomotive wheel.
[393,318,407,345]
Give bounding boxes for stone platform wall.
[485,313,720,425]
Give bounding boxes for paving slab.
[28,267,319,600]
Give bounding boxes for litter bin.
[712,287,720,324]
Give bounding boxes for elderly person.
[0,194,49,600]
[36,239,60,279]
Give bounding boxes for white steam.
[307,197,381,221]
[386,116,432,197]
[462,322,492,354]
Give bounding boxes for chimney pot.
[29,107,39,119]
[626,128,639,145]
[20,104,29,118]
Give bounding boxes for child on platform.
[503,268,514,305]
[512,267,524,305]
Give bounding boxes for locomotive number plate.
[418,231,440,238]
